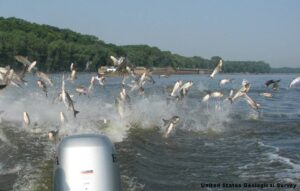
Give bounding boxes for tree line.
[0,17,271,73]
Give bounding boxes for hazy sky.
[0,0,299,67]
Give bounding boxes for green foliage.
[270,67,300,73]
[0,17,271,73]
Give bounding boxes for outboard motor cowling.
[54,134,121,191]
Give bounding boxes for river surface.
[0,73,299,191]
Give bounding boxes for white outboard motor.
[54,134,121,191]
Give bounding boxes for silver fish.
[76,86,88,95]
[95,75,105,86]
[15,55,37,72]
[229,81,251,103]
[259,92,273,98]
[210,91,224,98]
[171,80,183,97]
[59,111,67,124]
[62,76,79,117]
[119,85,130,103]
[219,78,233,86]
[110,56,125,67]
[48,129,59,141]
[202,94,210,102]
[289,76,300,88]
[244,94,260,111]
[202,91,223,102]
[179,81,193,98]
[115,97,125,118]
[70,69,77,81]
[70,63,75,71]
[163,116,180,138]
[37,80,48,97]
[36,71,53,86]
[23,112,30,126]
[210,59,223,79]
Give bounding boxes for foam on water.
[258,141,300,182]
[0,73,299,190]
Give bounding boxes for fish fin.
[74,110,80,118]
[162,119,168,126]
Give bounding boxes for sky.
[0,0,299,67]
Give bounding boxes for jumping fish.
[163,116,180,138]
[260,92,273,98]
[219,78,233,86]
[95,74,105,86]
[265,80,280,90]
[37,80,48,97]
[110,56,125,67]
[210,59,223,79]
[289,76,300,88]
[179,81,193,98]
[229,80,251,103]
[170,80,183,97]
[244,94,260,111]
[15,55,37,72]
[70,69,77,81]
[202,91,223,102]
[36,71,53,86]
[61,75,79,117]
[23,112,30,126]
[75,86,88,95]
[48,129,59,141]
[59,111,67,124]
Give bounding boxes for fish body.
[289,76,300,88]
[177,81,193,99]
[15,55,37,72]
[119,85,130,103]
[88,76,96,92]
[61,76,79,117]
[23,112,30,126]
[171,80,183,97]
[260,92,273,98]
[36,71,53,86]
[115,97,125,118]
[48,130,59,141]
[210,91,224,98]
[27,61,37,73]
[202,94,210,102]
[62,90,79,117]
[110,56,125,67]
[85,61,92,71]
[70,69,77,81]
[95,75,105,86]
[70,63,75,71]
[210,60,223,79]
[59,111,67,124]
[163,116,180,138]
[37,80,48,96]
[202,91,223,102]
[244,94,260,111]
[159,74,169,78]
[265,79,280,90]
[219,78,233,86]
[76,86,88,95]
[229,90,245,103]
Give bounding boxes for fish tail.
[162,119,168,125]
